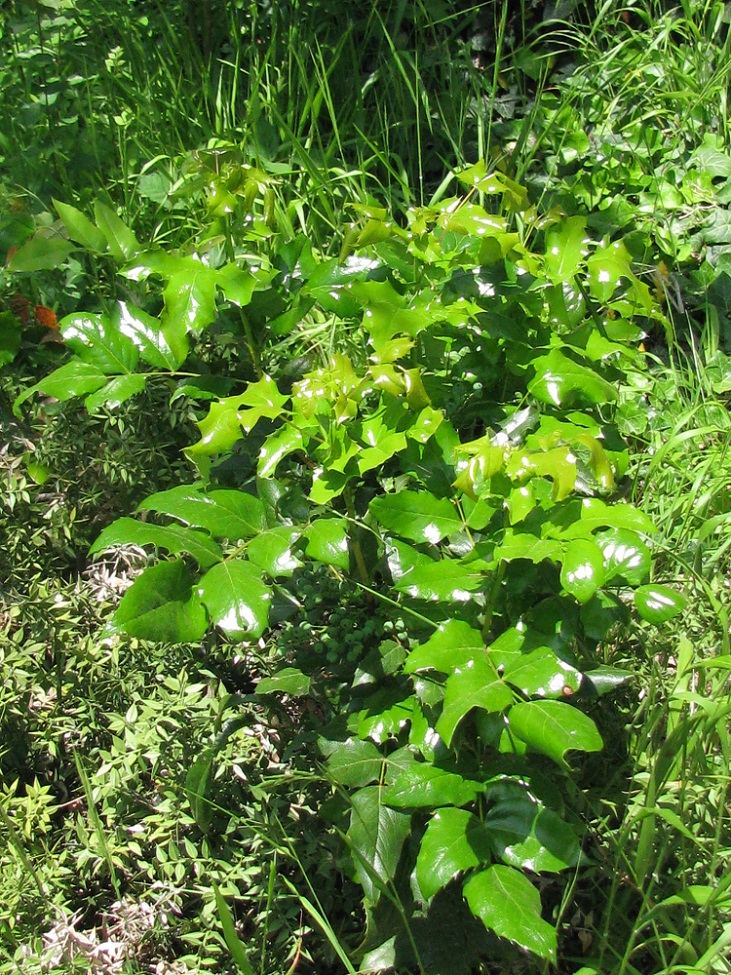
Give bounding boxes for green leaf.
[437,658,514,746]
[13,361,107,415]
[484,798,580,872]
[304,518,350,570]
[7,235,74,271]
[416,808,492,900]
[508,700,603,766]
[197,559,271,639]
[163,263,219,334]
[215,262,257,307]
[503,649,582,699]
[395,558,484,602]
[138,486,267,539]
[213,885,255,975]
[347,786,411,905]
[90,517,222,568]
[544,216,587,283]
[60,312,139,374]
[186,748,216,832]
[586,238,632,302]
[113,301,183,369]
[384,765,482,809]
[326,738,384,788]
[595,528,651,585]
[112,559,208,642]
[463,866,557,962]
[404,620,485,675]
[256,667,310,696]
[246,526,302,577]
[369,490,463,544]
[0,314,21,367]
[529,349,618,407]
[258,425,305,478]
[93,200,140,261]
[560,538,606,603]
[84,374,147,412]
[633,584,687,624]
[53,199,107,252]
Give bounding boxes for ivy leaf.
[437,658,514,746]
[633,584,687,624]
[304,518,350,570]
[138,486,267,539]
[347,786,411,905]
[326,738,384,788]
[463,866,557,962]
[586,238,633,302]
[404,620,485,675]
[90,517,222,568]
[197,559,271,639]
[416,808,492,900]
[111,559,208,642]
[384,765,482,809]
[60,312,139,374]
[508,700,603,766]
[484,798,580,872]
[370,490,463,544]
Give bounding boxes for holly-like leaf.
[93,200,140,261]
[633,584,687,624]
[197,558,271,639]
[595,528,651,585]
[162,262,219,334]
[246,526,302,577]
[370,490,463,544]
[463,865,557,962]
[437,658,514,746]
[560,538,606,603]
[60,312,139,374]
[84,374,147,412]
[7,236,74,271]
[90,517,222,568]
[347,786,411,905]
[113,301,183,370]
[111,559,208,642]
[256,667,310,696]
[54,199,107,252]
[502,648,582,699]
[528,349,618,407]
[508,700,603,766]
[13,361,107,415]
[484,797,580,872]
[258,425,305,479]
[416,808,492,900]
[138,486,267,539]
[384,764,482,809]
[404,619,485,675]
[304,518,350,570]
[395,558,484,602]
[326,738,384,788]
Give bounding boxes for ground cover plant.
[2,0,731,973]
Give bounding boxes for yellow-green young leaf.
[112,559,208,643]
[416,808,492,900]
[197,559,271,639]
[528,349,618,407]
[544,216,588,283]
[508,700,603,766]
[633,584,687,624]
[463,866,557,962]
[586,238,633,302]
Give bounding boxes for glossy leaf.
[54,199,107,252]
[258,426,305,478]
[384,764,482,809]
[595,528,651,585]
[7,236,74,271]
[529,349,618,407]
[197,559,271,639]
[508,700,603,766]
[138,486,267,539]
[326,738,384,788]
[90,517,222,568]
[633,584,687,624]
[404,619,484,675]
[416,808,492,900]
[84,374,147,412]
[545,216,587,283]
[112,559,208,643]
[463,866,557,962]
[304,518,349,570]
[485,798,580,872]
[162,262,219,333]
[93,200,140,261]
[503,648,582,699]
[586,238,632,302]
[348,786,411,905]
[13,361,107,415]
[437,658,514,746]
[560,538,606,602]
[60,312,138,374]
[256,667,310,696]
[369,490,462,544]
[113,301,183,370]
[246,526,302,577]
[395,558,484,602]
